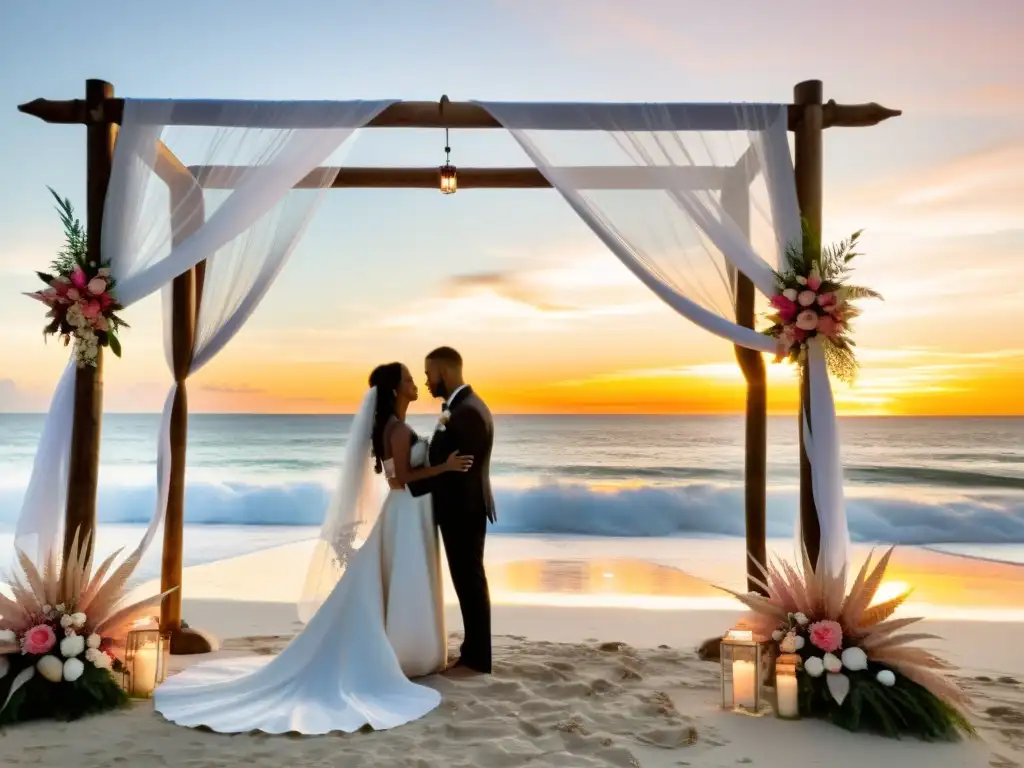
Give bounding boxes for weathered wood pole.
[792,79,824,569]
[64,79,114,562]
[723,174,768,595]
[159,157,215,654]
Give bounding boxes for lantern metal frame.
[121,623,171,699]
[439,126,457,194]
[719,628,769,716]
[773,652,802,720]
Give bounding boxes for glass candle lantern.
[439,162,458,194]
[773,653,801,720]
[720,628,766,715]
[122,622,170,698]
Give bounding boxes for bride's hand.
[445,451,474,473]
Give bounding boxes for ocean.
[1,413,1022,581]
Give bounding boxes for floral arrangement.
[763,227,880,383]
[722,547,974,740]
[0,529,169,724]
[24,189,128,368]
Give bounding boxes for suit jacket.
[407,386,496,524]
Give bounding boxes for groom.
[407,346,495,674]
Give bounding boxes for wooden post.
[160,266,213,654]
[723,175,768,595]
[157,152,216,654]
[63,79,114,562]
[793,79,824,569]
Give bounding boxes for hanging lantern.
[121,620,170,698]
[719,627,767,715]
[439,125,457,195]
[773,653,801,719]
[439,162,457,194]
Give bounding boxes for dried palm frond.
[715,545,971,722]
[0,527,174,641]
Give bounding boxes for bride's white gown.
[153,440,447,734]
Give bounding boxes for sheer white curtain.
[477,101,848,576]
[16,98,394,565]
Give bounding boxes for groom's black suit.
[407,385,494,673]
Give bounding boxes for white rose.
[771,630,783,642]
[795,275,807,286]
[91,651,112,670]
[779,633,798,654]
[823,652,842,674]
[60,633,85,659]
[876,669,896,687]
[793,612,808,626]
[63,657,85,682]
[71,613,87,628]
[86,633,101,649]
[42,605,52,614]
[841,646,868,672]
[56,604,66,613]
[97,267,110,278]
[0,656,8,679]
[0,629,15,644]
[804,656,824,678]
[86,277,107,295]
[782,288,798,301]
[37,655,63,683]
[60,614,74,628]
[85,648,98,663]
[793,635,805,651]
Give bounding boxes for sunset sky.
[1,0,1022,416]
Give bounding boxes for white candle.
[732,659,757,709]
[776,674,799,718]
[132,644,159,696]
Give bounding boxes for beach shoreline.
[2,538,1022,766]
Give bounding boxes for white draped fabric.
[17,97,850,582]
[15,99,394,565]
[476,101,849,576]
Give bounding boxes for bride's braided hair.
[368,362,403,474]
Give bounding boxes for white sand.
[2,540,1022,767]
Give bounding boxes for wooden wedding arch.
[19,79,900,654]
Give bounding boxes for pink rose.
[817,316,838,337]
[795,309,819,331]
[23,624,57,655]
[93,314,109,332]
[99,292,115,310]
[51,277,71,295]
[770,294,798,324]
[808,619,843,653]
[81,300,101,319]
[792,326,808,342]
[86,277,107,296]
[797,290,817,307]
[807,275,822,291]
[817,292,836,309]
[70,267,87,290]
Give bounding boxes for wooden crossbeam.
[188,165,736,190]
[17,97,901,131]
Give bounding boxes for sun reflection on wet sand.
[479,542,1024,620]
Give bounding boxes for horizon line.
[2,411,1023,419]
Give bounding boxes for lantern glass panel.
[719,629,765,715]
[122,627,170,699]
[439,164,457,194]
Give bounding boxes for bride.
[153,362,473,734]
